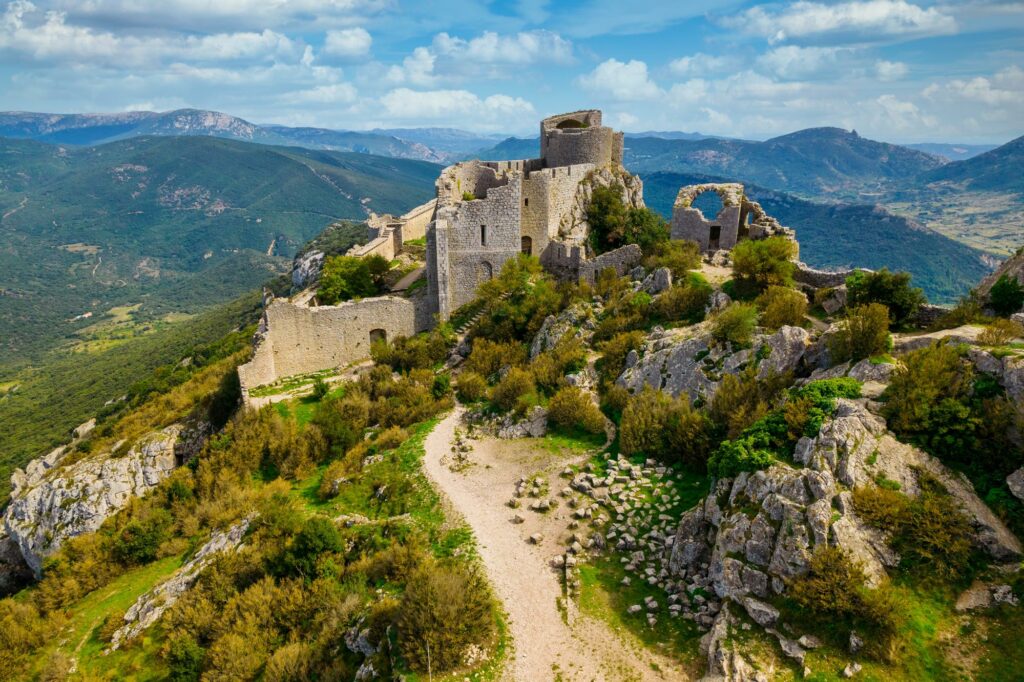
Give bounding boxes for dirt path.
[422,408,688,681]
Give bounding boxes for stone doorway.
[369,328,387,346]
[521,236,533,256]
[709,225,721,250]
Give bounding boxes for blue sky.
[1,0,1022,143]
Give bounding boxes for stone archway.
[478,261,493,283]
[369,328,387,346]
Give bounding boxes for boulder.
[1008,468,1024,502]
[529,304,590,359]
[642,267,673,295]
[496,406,548,439]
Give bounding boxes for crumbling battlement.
[540,110,623,169]
[671,183,794,253]
[348,198,437,261]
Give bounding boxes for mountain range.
[0,135,436,368]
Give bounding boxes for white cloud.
[432,30,573,65]
[868,93,937,131]
[386,47,438,87]
[756,46,843,78]
[577,59,662,101]
[875,59,908,81]
[668,52,737,77]
[923,65,1024,105]
[726,0,957,44]
[288,82,359,103]
[613,111,639,128]
[324,27,372,58]
[378,88,535,131]
[0,2,301,66]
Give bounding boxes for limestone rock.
[1008,468,1024,502]
[558,167,644,245]
[530,304,590,358]
[618,326,809,405]
[109,518,251,649]
[291,249,325,291]
[3,426,183,576]
[496,406,548,439]
[642,267,673,295]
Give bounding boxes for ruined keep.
[238,110,798,397]
[671,183,794,253]
[426,110,632,320]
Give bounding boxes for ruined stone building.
[238,110,795,396]
[426,110,629,319]
[671,183,793,253]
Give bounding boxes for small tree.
[731,236,797,293]
[547,387,605,435]
[978,317,1024,346]
[712,302,759,346]
[988,274,1024,316]
[756,286,807,330]
[317,256,380,304]
[827,303,890,363]
[846,268,925,326]
[643,239,701,279]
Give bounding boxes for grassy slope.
[0,135,438,367]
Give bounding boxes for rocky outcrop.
[618,326,811,404]
[967,347,1024,403]
[529,303,594,359]
[3,426,182,576]
[670,398,1020,677]
[291,249,325,291]
[1009,468,1024,502]
[558,166,645,246]
[0,527,32,596]
[109,518,251,650]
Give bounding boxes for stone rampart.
[794,262,859,288]
[397,199,436,242]
[237,295,429,390]
[521,162,596,257]
[541,242,642,284]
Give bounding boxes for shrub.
[317,255,384,305]
[989,274,1024,316]
[731,236,797,292]
[708,366,786,438]
[587,184,669,254]
[654,279,712,324]
[317,459,350,500]
[311,377,329,401]
[455,371,488,402]
[706,437,775,479]
[595,331,645,385]
[712,302,758,346]
[464,339,527,380]
[547,387,605,435]
[372,326,454,372]
[846,268,925,326]
[264,642,313,682]
[756,286,807,330]
[620,387,712,470]
[312,392,371,455]
[530,339,587,396]
[278,517,344,579]
[166,634,205,682]
[643,239,701,279]
[788,547,908,661]
[472,256,562,342]
[827,303,890,363]
[398,561,494,673]
[978,317,1024,346]
[113,507,173,565]
[491,367,535,413]
[375,426,408,451]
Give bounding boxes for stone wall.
[521,162,596,257]
[396,199,436,242]
[671,185,743,251]
[237,295,429,389]
[794,262,860,288]
[542,242,642,284]
[348,233,397,260]
[540,110,623,169]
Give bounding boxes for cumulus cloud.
[386,47,438,87]
[725,0,957,44]
[868,93,937,131]
[0,2,301,65]
[577,59,662,101]
[287,82,359,103]
[668,52,738,77]
[875,59,908,80]
[378,88,535,130]
[324,27,371,58]
[923,65,1024,105]
[432,30,573,65]
[756,46,844,78]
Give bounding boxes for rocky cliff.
[3,426,183,576]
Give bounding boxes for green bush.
[988,274,1024,316]
[166,634,205,682]
[654,279,712,324]
[788,547,908,661]
[595,331,645,385]
[463,338,527,380]
[619,387,712,470]
[706,437,774,478]
[491,367,535,413]
[472,256,563,343]
[978,318,1024,346]
[530,339,587,396]
[547,387,606,435]
[708,366,788,438]
[643,239,701,279]
[317,255,387,305]
[827,303,890,363]
[372,326,454,372]
[113,507,173,565]
[455,371,488,402]
[756,286,807,330]
[731,236,797,293]
[278,517,344,579]
[311,377,329,401]
[587,184,669,254]
[712,302,758,346]
[846,268,925,326]
[398,561,494,673]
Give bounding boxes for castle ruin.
[237,110,795,397]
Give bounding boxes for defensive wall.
[237,295,432,390]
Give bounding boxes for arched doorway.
[477,261,493,283]
[369,328,387,346]
[556,118,585,129]
[521,236,533,256]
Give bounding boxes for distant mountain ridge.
[918,135,1024,193]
